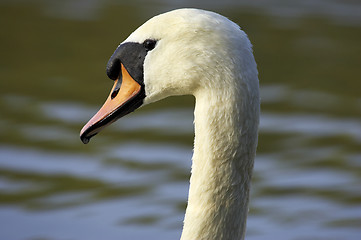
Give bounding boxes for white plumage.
[82,8,259,240]
[126,9,259,239]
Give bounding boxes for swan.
[80,8,259,240]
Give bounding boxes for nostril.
[111,87,120,99]
[111,77,122,99]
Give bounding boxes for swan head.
[80,8,257,144]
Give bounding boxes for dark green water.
[1,1,360,239]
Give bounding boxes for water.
[1,1,361,240]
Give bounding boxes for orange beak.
[80,64,144,144]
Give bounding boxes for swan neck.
[180,88,258,240]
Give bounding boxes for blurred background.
[1,0,361,239]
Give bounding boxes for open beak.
[80,63,145,144]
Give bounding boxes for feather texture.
[120,9,259,240]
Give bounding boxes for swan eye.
[143,39,157,51]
